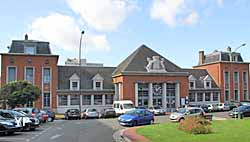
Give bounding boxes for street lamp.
[79,30,84,113]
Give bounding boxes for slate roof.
[203,51,243,64]
[8,40,51,55]
[182,68,219,89]
[112,44,184,76]
[57,66,116,90]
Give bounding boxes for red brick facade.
[1,54,58,109]
[194,62,250,102]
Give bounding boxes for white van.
[113,100,135,115]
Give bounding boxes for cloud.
[29,13,110,53]
[66,0,137,31]
[182,11,199,25]
[150,0,223,27]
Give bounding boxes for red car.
[38,110,48,123]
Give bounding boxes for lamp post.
[79,30,84,113]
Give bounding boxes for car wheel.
[179,118,184,122]
[149,119,154,125]
[7,132,14,135]
[30,128,36,131]
[132,121,137,127]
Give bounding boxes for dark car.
[118,109,154,126]
[37,110,49,123]
[98,108,116,118]
[13,107,40,118]
[42,109,55,122]
[225,103,238,110]
[65,109,81,120]
[239,101,250,106]
[0,115,22,135]
[229,105,250,118]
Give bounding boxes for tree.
[0,80,41,109]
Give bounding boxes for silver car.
[82,108,99,119]
[148,106,165,115]
[169,107,205,122]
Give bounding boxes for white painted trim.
[24,66,35,84]
[242,71,249,100]
[223,70,230,102]
[6,66,17,83]
[42,66,52,109]
[135,83,138,107]
[233,71,240,101]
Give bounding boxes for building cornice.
[0,53,59,57]
[193,61,250,68]
[112,71,189,78]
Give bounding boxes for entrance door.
[166,83,176,112]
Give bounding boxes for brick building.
[0,35,58,110]
[194,47,250,103]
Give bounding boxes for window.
[105,94,113,105]
[244,90,248,101]
[189,93,195,102]
[234,72,239,83]
[224,71,229,84]
[243,72,248,85]
[232,55,238,62]
[94,95,102,105]
[24,46,35,54]
[225,90,230,102]
[25,67,34,83]
[43,93,50,107]
[58,95,68,106]
[205,92,211,101]
[205,81,211,88]
[82,95,91,105]
[234,90,239,101]
[213,92,219,101]
[43,68,51,83]
[70,95,80,105]
[197,93,203,102]
[189,81,195,89]
[95,82,101,89]
[71,82,78,90]
[7,67,16,83]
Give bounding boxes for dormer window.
[24,46,35,54]
[203,75,212,89]
[189,81,195,89]
[92,74,104,90]
[69,73,80,90]
[232,55,238,62]
[188,75,196,89]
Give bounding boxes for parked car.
[239,101,250,106]
[207,104,213,112]
[37,110,48,123]
[0,110,36,131]
[217,103,230,111]
[17,111,40,130]
[169,107,205,122]
[13,107,40,118]
[118,109,154,126]
[148,106,165,115]
[82,108,99,119]
[135,106,147,109]
[65,109,81,120]
[98,108,116,118]
[225,103,238,110]
[229,105,250,118]
[42,109,55,122]
[0,115,22,135]
[189,104,209,113]
[113,100,135,115]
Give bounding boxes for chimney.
[199,51,205,65]
[25,34,28,40]
[227,46,231,52]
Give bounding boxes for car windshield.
[154,106,161,109]
[9,110,26,117]
[238,106,247,111]
[177,108,187,114]
[89,109,97,112]
[123,104,133,109]
[126,110,141,116]
[69,109,79,112]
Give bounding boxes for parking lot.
[0,111,231,142]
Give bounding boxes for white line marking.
[50,134,62,140]
[0,137,26,140]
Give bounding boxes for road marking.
[50,134,62,140]
[0,137,26,140]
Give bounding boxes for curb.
[113,129,131,142]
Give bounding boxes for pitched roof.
[57,66,116,90]
[112,44,183,76]
[8,40,51,55]
[182,68,219,89]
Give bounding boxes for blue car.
[118,109,154,126]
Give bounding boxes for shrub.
[178,117,212,135]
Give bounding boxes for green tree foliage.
[0,80,41,108]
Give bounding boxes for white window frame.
[224,89,230,102]
[6,66,17,83]
[189,81,195,89]
[70,80,80,90]
[42,67,51,84]
[24,66,35,84]
[58,95,68,106]
[204,81,211,89]
[233,71,239,84]
[24,46,36,54]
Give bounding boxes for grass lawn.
[137,120,250,142]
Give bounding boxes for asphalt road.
[0,112,230,142]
